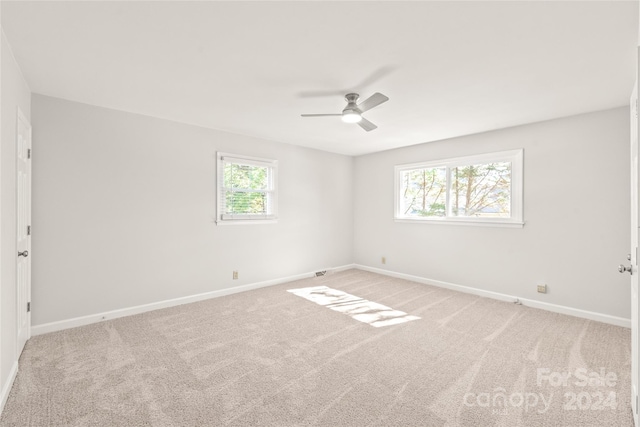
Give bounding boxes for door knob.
[618,264,632,274]
[17,250,28,258]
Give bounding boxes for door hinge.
[27,149,31,159]
[27,302,30,313]
[27,225,31,236]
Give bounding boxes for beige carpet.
[1,269,632,426]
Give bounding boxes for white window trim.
[216,152,278,225]
[394,149,524,228]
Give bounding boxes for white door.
[16,108,31,357]
[626,79,640,427]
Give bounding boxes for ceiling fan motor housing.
[343,93,361,115]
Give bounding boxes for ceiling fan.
[301,92,389,132]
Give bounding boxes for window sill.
[394,218,524,228]
[216,219,278,226]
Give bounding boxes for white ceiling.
[2,1,638,156]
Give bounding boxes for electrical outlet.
[233,271,238,280]
[537,284,547,294]
[382,257,386,264]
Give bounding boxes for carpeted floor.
[0,269,633,426]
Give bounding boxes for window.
[217,152,278,224]
[394,149,523,227]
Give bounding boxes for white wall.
[31,94,353,326]
[354,107,631,319]
[0,31,30,405]
[30,98,634,325]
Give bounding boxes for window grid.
[217,153,278,224]
[394,150,523,227]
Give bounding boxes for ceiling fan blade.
[301,113,342,117]
[358,117,377,132]
[357,92,389,113]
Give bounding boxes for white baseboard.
[320,264,356,275]
[32,264,356,336]
[0,362,18,415]
[355,264,631,328]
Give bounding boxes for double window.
[216,153,278,224]
[394,149,523,227]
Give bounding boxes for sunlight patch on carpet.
[287,286,420,327]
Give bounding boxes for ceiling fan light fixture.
[342,111,362,123]
[301,92,388,132]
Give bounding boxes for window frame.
[394,149,524,228]
[216,152,278,225]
